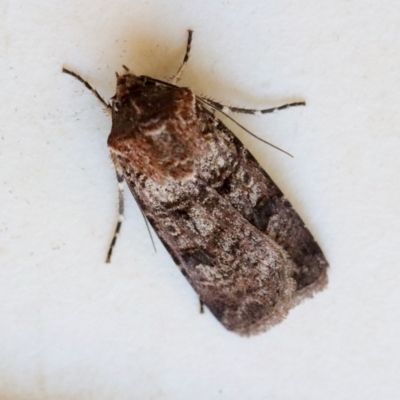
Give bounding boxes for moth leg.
[170,30,193,84]
[62,67,111,113]
[204,98,306,115]
[199,299,204,314]
[106,171,125,263]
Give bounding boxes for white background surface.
[1,0,399,399]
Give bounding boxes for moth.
[63,30,328,336]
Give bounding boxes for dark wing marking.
[197,104,329,299]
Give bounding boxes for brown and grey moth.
[63,30,328,336]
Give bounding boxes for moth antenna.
[198,97,294,158]
[139,206,157,253]
[205,99,306,115]
[62,67,111,112]
[122,65,130,71]
[171,29,193,84]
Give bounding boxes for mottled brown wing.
[115,110,327,335]
[197,108,329,298]
[124,175,299,335]
[108,75,328,335]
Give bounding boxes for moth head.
[113,71,139,103]
[108,72,204,183]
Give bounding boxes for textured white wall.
[1,0,399,399]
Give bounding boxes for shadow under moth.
[63,30,328,336]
